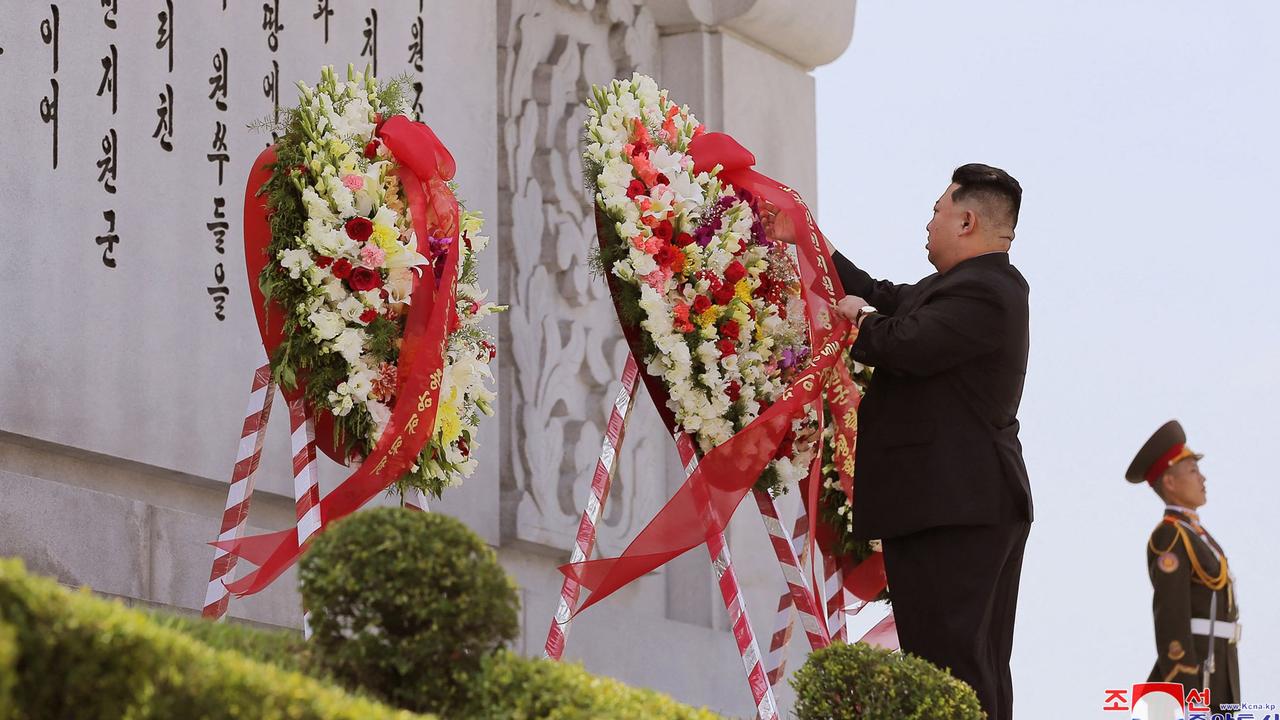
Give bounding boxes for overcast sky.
[815,1,1280,713]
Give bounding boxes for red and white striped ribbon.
[203,364,276,620]
[286,396,323,638]
[544,354,641,661]
[822,551,848,643]
[674,433,779,720]
[753,489,829,652]
[761,501,821,688]
[764,585,796,689]
[403,486,430,512]
[858,611,900,651]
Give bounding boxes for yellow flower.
[697,307,721,327]
[437,392,463,444]
[371,222,400,249]
[329,140,351,156]
[734,280,752,303]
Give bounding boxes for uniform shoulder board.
[1148,520,1182,557]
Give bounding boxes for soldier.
[1126,420,1240,707]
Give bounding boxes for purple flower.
[427,234,455,257]
[781,348,796,368]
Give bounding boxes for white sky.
[815,1,1280,714]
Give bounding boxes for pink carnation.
[341,174,365,191]
[359,244,387,268]
[642,268,672,291]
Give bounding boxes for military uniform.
[1128,421,1241,707]
[1145,505,1239,701]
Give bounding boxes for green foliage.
[146,610,309,675]
[791,642,984,720]
[0,620,15,720]
[464,650,722,720]
[0,558,428,720]
[299,508,520,715]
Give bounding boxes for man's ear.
[959,208,978,235]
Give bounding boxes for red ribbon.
[213,116,460,597]
[560,132,885,615]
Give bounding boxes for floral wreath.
[583,74,821,494]
[255,65,502,498]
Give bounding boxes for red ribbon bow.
[213,116,461,597]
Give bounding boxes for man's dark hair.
[950,163,1022,231]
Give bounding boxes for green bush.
[147,609,308,674]
[299,507,520,715]
[791,642,983,720]
[0,619,15,720]
[0,558,428,720]
[464,650,722,720]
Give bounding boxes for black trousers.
[882,521,1031,720]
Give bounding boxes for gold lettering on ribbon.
[405,412,421,435]
[417,389,434,412]
[374,456,389,474]
[827,378,850,406]
[390,436,404,454]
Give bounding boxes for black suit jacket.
[834,251,1033,539]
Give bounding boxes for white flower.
[279,248,313,279]
[665,172,705,207]
[325,176,357,217]
[323,277,349,304]
[308,309,344,341]
[631,252,658,276]
[337,295,366,322]
[366,399,391,438]
[372,205,399,229]
[328,95,376,138]
[301,187,337,223]
[347,366,375,401]
[332,328,366,364]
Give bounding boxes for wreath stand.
[541,354,847,720]
[201,362,429,635]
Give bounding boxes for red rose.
[458,437,470,457]
[655,173,670,186]
[359,308,378,324]
[331,258,353,279]
[692,295,712,314]
[721,319,741,339]
[653,220,674,242]
[626,179,647,200]
[717,338,737,356]
[348,266,381,291]
[363,139,380,159]
[713,285,735,306]
[726,381,742,402]
[345,217,374,242]
[315,255,334,269]
[724,261,747,284]
[674,232,694,247]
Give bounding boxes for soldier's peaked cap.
[1126,419,1204,485]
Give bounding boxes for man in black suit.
[770,163,1032,719]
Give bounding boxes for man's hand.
[835,295,870,324]
[761,201,797,245]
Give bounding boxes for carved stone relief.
[497,0,669,553]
